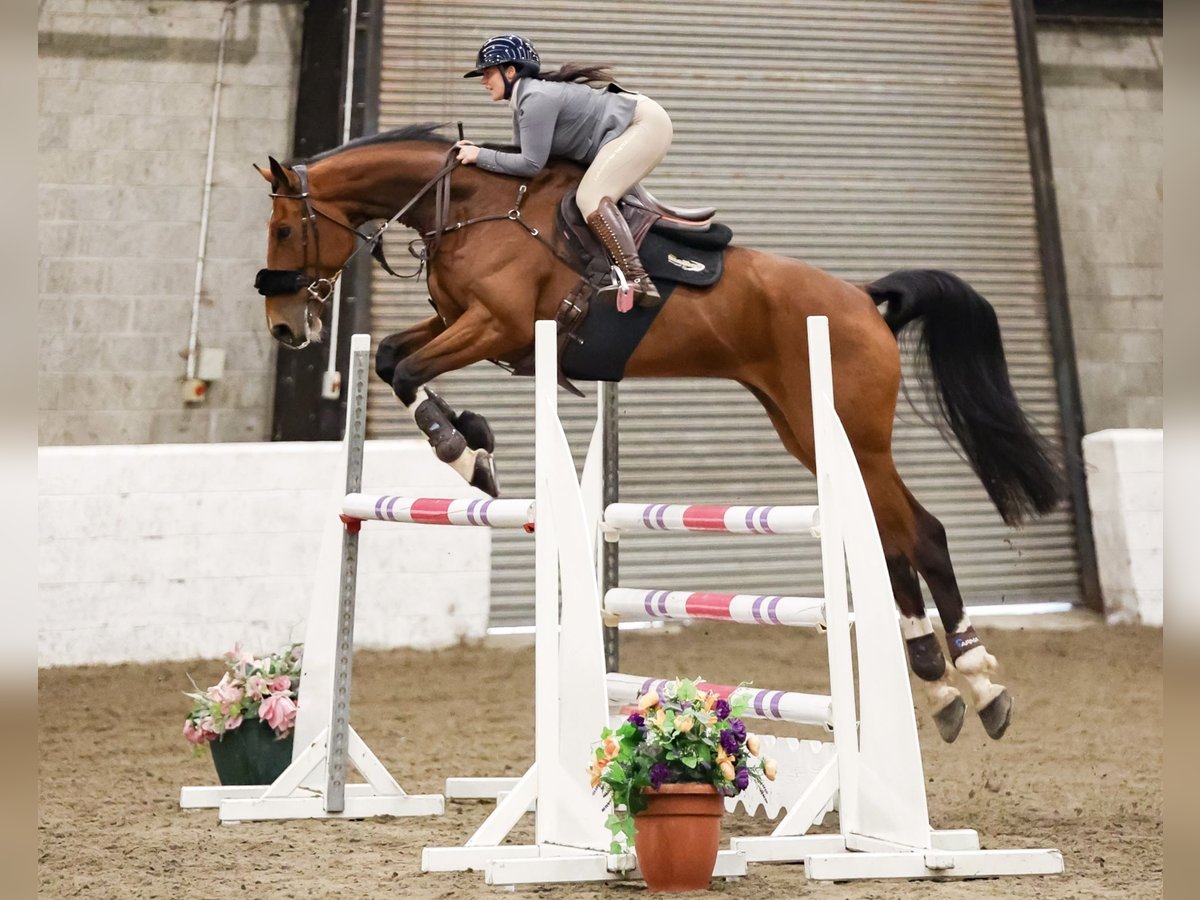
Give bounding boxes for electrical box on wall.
[196,348,226,382]
[183,348,227,405]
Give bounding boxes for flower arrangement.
[182,643,303,747]
[591,677,777,852]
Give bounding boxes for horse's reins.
[255,146,576,307]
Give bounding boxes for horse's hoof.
[932,695,967,743]
[470,451,500,498]
[978,689,1013,740]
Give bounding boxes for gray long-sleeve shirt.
[475,78,638,177]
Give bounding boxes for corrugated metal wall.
[371,0,1080,625]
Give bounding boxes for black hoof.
[978,689,1013,740]
[932,695,967,744]
[470,452,500,498]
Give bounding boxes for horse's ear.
[267,156,291,191]
[253,162,274,185]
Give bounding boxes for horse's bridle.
[255,148,576,308]
[254,156,460,304]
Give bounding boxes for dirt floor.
[38,617,1161,899]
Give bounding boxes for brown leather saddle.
[507,186,728,393]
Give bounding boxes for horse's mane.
[299,123,452,164]
[297,121,578,176]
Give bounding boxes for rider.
[456,33,673,307]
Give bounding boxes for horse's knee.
[375,333,411,386]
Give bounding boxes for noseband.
[255,156,460,303]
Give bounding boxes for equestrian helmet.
[463,34,541,78]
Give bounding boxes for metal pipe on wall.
[320,0,361,401]
[186,0,251,397]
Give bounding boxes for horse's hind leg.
[903,489,1013,740]
[745,385,966,741]
[857,455,970,742]
[885,551,967,743]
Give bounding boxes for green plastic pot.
[209,718,294,785]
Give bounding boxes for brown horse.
[255,124,1063,744]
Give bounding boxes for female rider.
[455,34,673,306]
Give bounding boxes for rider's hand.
[455,140,480,165]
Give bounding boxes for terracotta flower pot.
[634,783,725,892]
[209,718,294,786]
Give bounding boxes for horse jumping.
[254,124,1064,743]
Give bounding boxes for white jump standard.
[179,334,444,823]
[597,318,1062,880]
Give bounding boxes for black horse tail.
[866,269,1064,526]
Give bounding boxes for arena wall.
[38,0,302,446]
[1038,23,1162,431]
[38,440,491,666]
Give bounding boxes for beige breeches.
[576,94,673,217]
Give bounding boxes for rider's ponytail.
[535,63,614,84]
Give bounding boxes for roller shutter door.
[372,0,1079,625]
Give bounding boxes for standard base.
[731,828,980,862]
[180,782,433,809]
[731,830,1062,881]
[423,843,746,885]
[216,791,444,822]
[443,776,521,800]
[805,847,1064,881]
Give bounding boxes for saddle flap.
[625,184,717,226]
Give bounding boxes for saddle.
[503,185,733,394]
[557,185,717,289]
[547,187,732,391]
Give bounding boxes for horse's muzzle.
[255,268,314,297]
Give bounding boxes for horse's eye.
[275,225,292,240]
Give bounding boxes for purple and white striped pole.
[603,503,819,535]
[606,673,834,730]
[342,494,535,529]
[604,588,826,629]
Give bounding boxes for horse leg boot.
[405,386,499,497]
[911,509,1012,739]
[888,554,966,743]
[947,617,1012,740]
[585,197,661,308]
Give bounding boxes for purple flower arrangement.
[591,677,776,852]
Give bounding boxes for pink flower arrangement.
[182,643,302,746]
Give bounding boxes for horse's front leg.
[374,314,446,384]
[387,308,518,498]
[375,315,498,483]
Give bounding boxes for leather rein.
[255,148,570,304]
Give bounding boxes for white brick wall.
[38,0,302,445]
[1038,24,1162,431]
[1081,429,1162,626]
[39,440,492,666]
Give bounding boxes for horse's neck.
[308,144,462,229]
